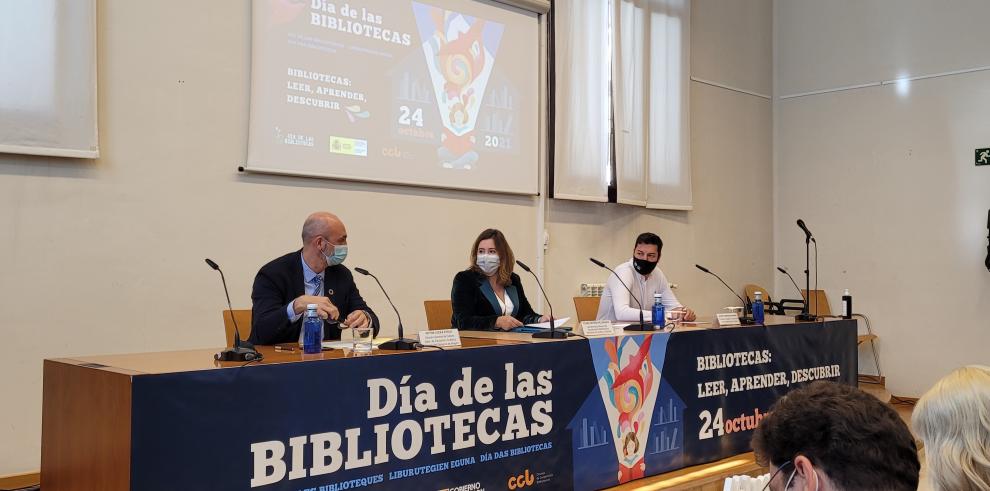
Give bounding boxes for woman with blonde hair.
[450,229,549,330]
[913,365,990,491]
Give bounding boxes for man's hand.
[538,314,551,323]
[670,307,697,322]
[293,295,339,321]
[495,315,524,330]
[344,310,371,330]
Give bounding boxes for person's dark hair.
[752,381,919,491]
[634,232,663,253]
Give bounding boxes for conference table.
[41,316,857,490]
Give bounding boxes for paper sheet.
[523,317,570,329]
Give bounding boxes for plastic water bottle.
[841,289,852,319]
[652,293,665,329]
[752,291,765,324]
[303,304,323,354]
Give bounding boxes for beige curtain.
[613,0,691,209]
[0,0,98,158]
[552,0,612,202]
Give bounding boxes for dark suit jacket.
[450,270,541,330]
[250,250,379,345]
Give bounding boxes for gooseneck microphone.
[354,267,417,350]
[695,264,755,324]
[776,266,802,296]
[206,258,261,362]
[590,258,653,331]
[516,260,570,339]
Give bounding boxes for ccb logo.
[507,470,534,489]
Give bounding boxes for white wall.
[0,0,772,474]
[774,0,990,397]
[545,0,773,322]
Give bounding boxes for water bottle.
[752,291,765,324]
[841,289,852,319]
[652,293,665,329]
[303,304,323,354]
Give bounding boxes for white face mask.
[476,253,500,276]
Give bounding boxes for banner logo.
[506,469,534,490]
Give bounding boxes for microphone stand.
[354,268,417,350]
[590,258,654,331]
[795,233,816,321]
[517,260,570,339]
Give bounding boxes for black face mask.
[633,257,658,275]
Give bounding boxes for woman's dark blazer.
[450,270,542,330]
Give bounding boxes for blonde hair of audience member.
[913,365,990,491]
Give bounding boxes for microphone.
[775,266,805,316]
[206,258,261,362]
[776,266,802,295]
[695,264,755,324]
[516,260,570,339]
[590,258,653,331]
[354,267,417,350]
[796,219,815,242]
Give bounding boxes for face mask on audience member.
[476,254,500,276]
[633,257,658,275]
[323,242,348,266]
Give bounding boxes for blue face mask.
[323,242,348,266]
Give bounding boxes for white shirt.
[596,259,683,321]
[495,291,514,316]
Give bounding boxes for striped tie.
[299,275,324,345]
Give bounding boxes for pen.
[274,345,297,352]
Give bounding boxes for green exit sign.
[978,148,990,166]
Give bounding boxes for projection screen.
[246,0,543,195]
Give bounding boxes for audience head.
[300,212,347,268]
[913,365,990,491]
[752,381,919,491]
[632,232,663,276]
[469,228,514,286]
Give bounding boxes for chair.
[801,289,832,316]
[222,309,253,347]
[423,300,453,330]
[797,290,883,378]
[743,284,782,314]
[573,296,601,323]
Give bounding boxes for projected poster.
[248,0,539,194]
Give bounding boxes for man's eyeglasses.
[761,460,795,491]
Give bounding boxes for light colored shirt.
[286,253,324,323]
[596,259,683,321]
[495,291,515,316]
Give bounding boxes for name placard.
[580,320,615,337]
[715,312,742,327]
[418,329,462,348]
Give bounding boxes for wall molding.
[690,77,771,100]
[780,65,990,100]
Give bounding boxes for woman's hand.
[495,315,524,330]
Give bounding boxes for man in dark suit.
[250,212,379,345]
